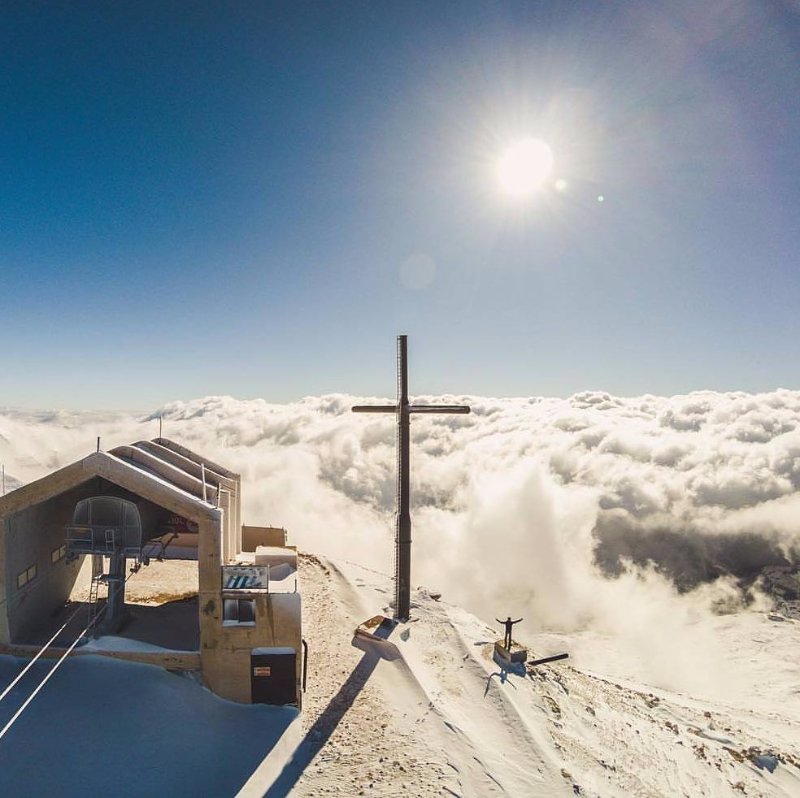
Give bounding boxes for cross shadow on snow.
[483,668,518,698]
[264,636,397,797]
[484,649,526,698]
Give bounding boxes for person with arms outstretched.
[496,616,523,651]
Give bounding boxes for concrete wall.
[0,519,11,643]
[242,526,287,552]
[2,496,82,643]
[0,641,201,670]
[199,516,304,707]
[200,591,302,706]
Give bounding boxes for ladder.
[87,554,105,632]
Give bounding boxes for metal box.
[250,647,297,706]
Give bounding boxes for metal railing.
[65,525,143,559]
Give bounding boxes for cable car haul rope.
[0,565,142,742]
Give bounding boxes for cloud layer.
[1,389,798,689]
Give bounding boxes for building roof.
[0,439,229,524]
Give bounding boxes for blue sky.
[1,1,799,409]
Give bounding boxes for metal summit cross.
[352,335,470,621]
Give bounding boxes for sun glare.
[497,138,555,197]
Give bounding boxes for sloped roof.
[132,440,237,487]
[0,443,223,524]
[154,438,238,480]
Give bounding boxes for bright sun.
[497,138,555,197]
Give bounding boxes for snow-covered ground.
[1,396,799,795]
[0,553,797,797]
[0,655,297,796]
[262,555,800,797]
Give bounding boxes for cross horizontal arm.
[352,405,397,413]
[408,405,471,415]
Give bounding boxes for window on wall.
[17,564,37,590]
[51,544,67,564]
[223,598,256,626]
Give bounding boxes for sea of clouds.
[2,390,799,690]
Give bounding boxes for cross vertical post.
[397,335,411,620]
[353,335,470,621]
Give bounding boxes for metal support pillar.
[103,550,127,633]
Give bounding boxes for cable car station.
[0,438,303,708]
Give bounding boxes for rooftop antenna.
[158,416,162,439]
[353,334,470,621]
[1,465,4,496]
[96,437,101,453]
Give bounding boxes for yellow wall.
[241,525,287,551]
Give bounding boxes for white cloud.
[2,388,798,690]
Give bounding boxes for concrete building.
[0,438,303,707]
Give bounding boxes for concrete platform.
[0,641,201,671]
[354,614,397,642]
[494,641,528,664]
[15,596,200,652]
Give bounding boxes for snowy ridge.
[0,554,796,796]
[285,556,800,798]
